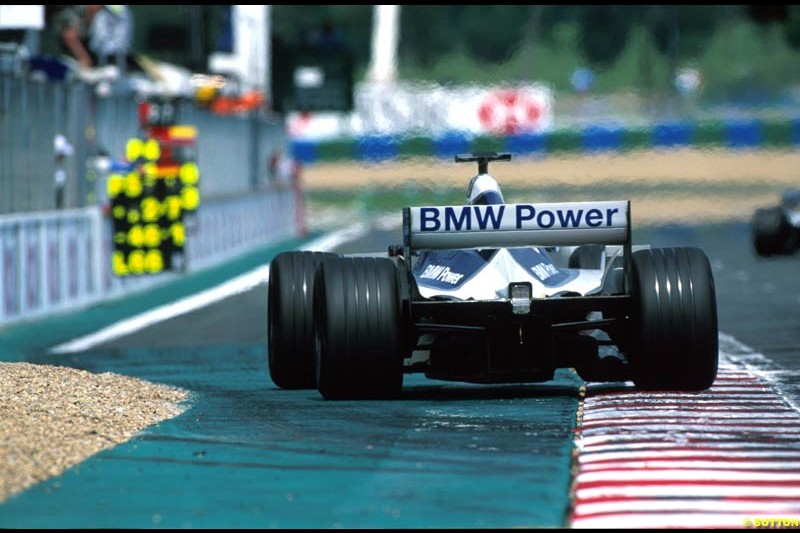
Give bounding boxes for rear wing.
[403,201,630,250]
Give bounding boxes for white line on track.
[578,459,800,471]
[49,225,367,354]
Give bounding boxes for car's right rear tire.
[314,256,405,400]
[628,247,718,391]
[753,207,789,256]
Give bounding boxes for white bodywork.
[414,247,604,300]
[406,194,629,302]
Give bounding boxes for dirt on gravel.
[0,362,188,503]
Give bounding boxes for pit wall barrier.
[0,186,299,328]
[290,118,800,164]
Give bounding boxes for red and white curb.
[570,333,800,529]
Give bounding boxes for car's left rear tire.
[628,247,718,391]
[314,256,405,400]
[268,251,335,389]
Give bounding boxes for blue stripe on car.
[508,248,578,287]
[413,250,491,290]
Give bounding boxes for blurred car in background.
[752,189,800,256]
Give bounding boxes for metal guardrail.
[0,207,102,324]
[0,186,301,327]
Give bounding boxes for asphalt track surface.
[1,220,798,528]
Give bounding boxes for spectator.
[52,5,133,72]
[88,5,132,70]
[52,5,102,69]
[268,150,298,187]
[54,134,74,209]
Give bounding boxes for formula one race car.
[752,188,800,256]
[268,153,719,400]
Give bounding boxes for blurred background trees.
[40,5,797,105]
[270,4,800,103]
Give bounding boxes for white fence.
[0,186,300,327]
[0,207,102,323]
